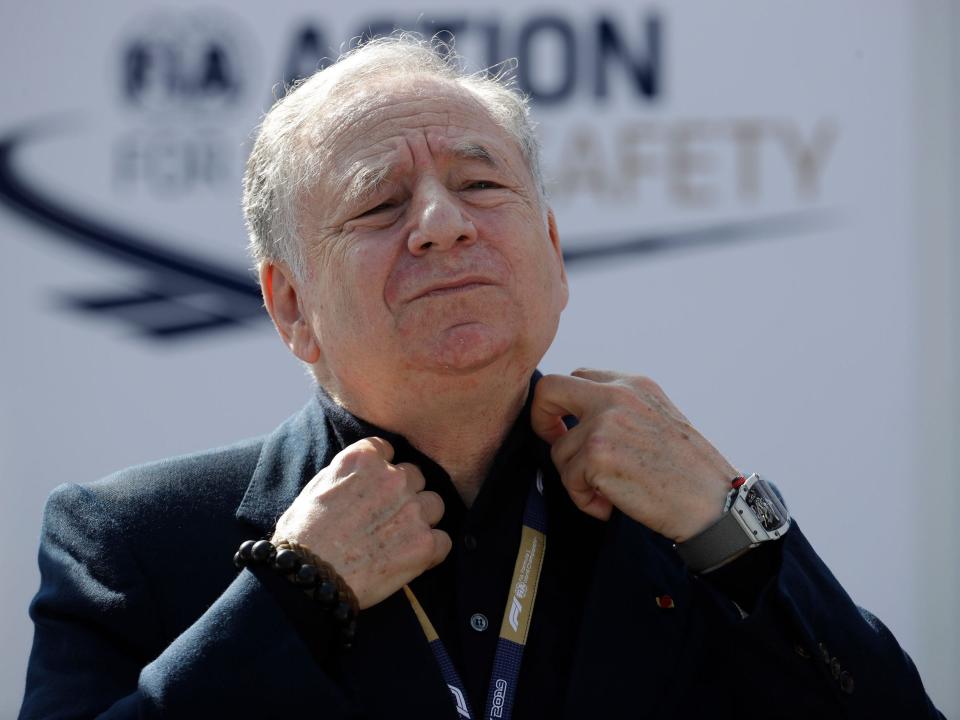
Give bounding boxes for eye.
[355,201,397,219]
[464,180,502,191]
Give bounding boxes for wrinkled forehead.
[308,76,521,182]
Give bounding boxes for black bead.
[233,552,244,569]
[315,580,337,607]
[333,600,353,624]
[238,540,256,562]
[251,540,276,564]
[295,563,319,587]
[274,548,301,574]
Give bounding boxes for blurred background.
[1,0,957,715]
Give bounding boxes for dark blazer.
[20,396,943,719]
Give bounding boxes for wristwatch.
[675,473,790,573]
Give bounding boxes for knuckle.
[435,530,453,556]
[584,433,613,464]
[636,375,663,394]
[608,382,640,405]
[537,374,561,395]
[336,444,375,472]
[410,528,437,558]
[397,500,423,525]
[377,470,408,502]
[422,490,444,514]
[400,463,425,487]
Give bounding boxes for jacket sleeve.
[19,483,361,719]
[699,522,944,719]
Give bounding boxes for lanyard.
[404,470,547,720]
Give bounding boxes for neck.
[402,382,528,506]
[324,366,532,506]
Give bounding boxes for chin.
[420,322,517,375]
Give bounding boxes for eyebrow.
[450,141,498,167]
[344,164,391,207]
[343,141,501,207]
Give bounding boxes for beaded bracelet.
[234,538,359,649]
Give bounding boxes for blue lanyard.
[404,470,547,720]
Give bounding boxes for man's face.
[293,76,567,401]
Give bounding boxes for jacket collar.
[236,374,546,535]
[235,392,333,534]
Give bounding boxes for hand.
[531,369,738,543]
[273,437,452,609]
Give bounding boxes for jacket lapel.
[234,395,456,718]
[235,396,331,535]
[564,512,699,720]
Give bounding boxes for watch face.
[744,481,789,532]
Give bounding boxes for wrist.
[234,538,359,649]
[675,474,791,574]
[674,471,739,543]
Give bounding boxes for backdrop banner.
[0,1,951,714]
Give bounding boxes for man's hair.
[242,33,545,279]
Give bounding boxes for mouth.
[413,277,495,299]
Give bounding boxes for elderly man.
[20,36,942,719]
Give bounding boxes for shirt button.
[469,613,489,632]
[463,534,478,551]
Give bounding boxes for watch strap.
[675,511,755,574]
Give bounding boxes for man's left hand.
[531,369,738,543]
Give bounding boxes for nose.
[406,179,477,256]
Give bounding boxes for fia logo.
[119,10,251,116]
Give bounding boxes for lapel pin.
[655,594,675,609]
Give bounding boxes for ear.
[547,208,569,310]
[260,261,321,364]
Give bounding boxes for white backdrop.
[1,1,957,716]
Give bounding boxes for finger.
[548,418,590,469]
[395,462,426,493]
[563,472,613,520]
[415,490,445,526]
[571,367,621,383]
[356,436,395,462]
[531,374,604,444]
[555,447,614,521]
[578,491,615,521]
[428,529,453,568]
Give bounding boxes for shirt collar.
[313,373,547,531]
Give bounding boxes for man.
[20,36,943,719]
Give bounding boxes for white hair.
[242,33,545,279]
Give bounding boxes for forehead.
[315,77,523,182]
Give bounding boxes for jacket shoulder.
[45,436,266,542]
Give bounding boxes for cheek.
[328,241,395,319]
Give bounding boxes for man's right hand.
[272,437,451,609]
